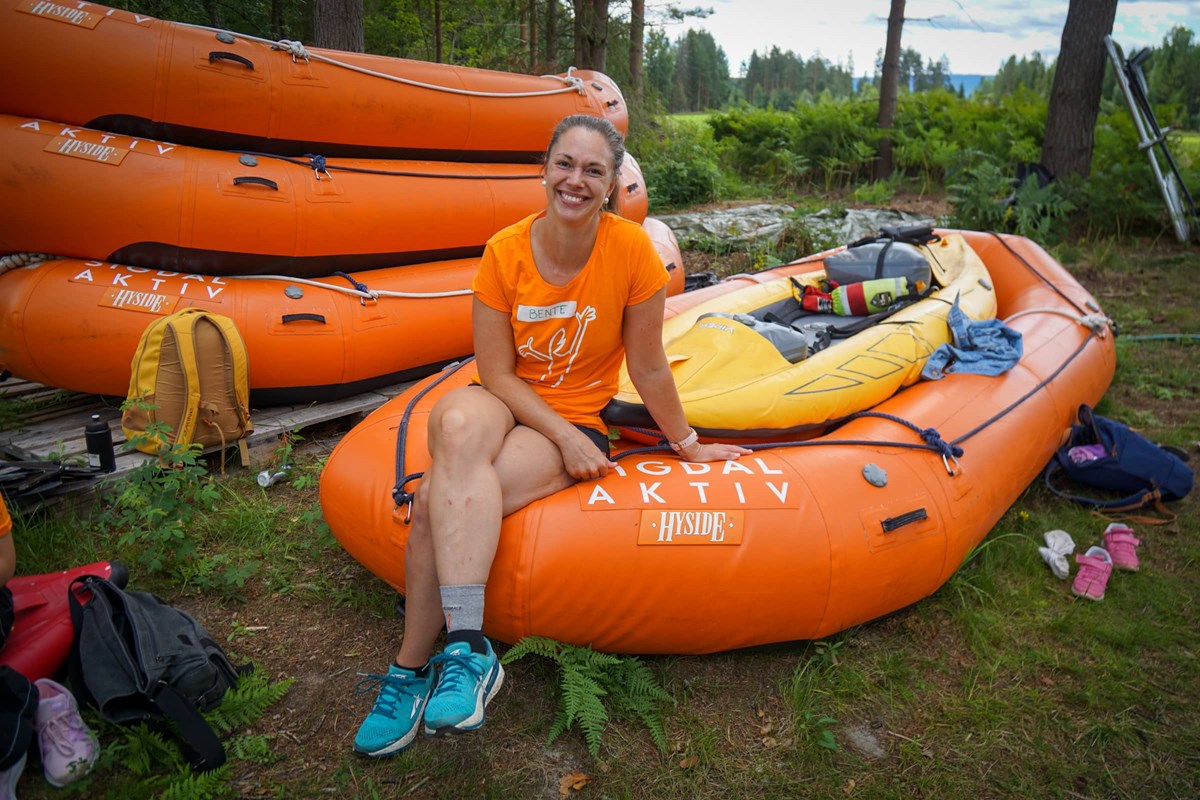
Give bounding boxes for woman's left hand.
[679,441,753,462]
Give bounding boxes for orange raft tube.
[319,230,1117,655]
[0,116,648,277]
[0,218,682,405]
[0,0,626,161]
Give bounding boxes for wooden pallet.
[0,376,417,508]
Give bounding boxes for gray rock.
[803,207,938,247]
[655,204,796,247]
[841,724,887,759]
[656,205,938,251]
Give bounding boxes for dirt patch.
[682,248,755,279]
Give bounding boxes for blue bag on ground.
[1043,404,1193,512]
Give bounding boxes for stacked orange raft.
[0,218,682,404]
[320,230,1117,655]
[0,0,675,404]
[0,0,626,160]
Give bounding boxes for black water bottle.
[85,414,116,473]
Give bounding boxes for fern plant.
[83,669,293,799]
[502,636,673,757]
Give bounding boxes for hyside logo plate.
[99,287,180,315]
[20,0,103,28]
[45,135,129,165]
[637,509,744,545]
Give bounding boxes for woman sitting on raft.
[353,114,751,757]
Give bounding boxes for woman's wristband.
[669,428,699,454]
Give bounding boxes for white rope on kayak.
[1003,307,1114,337]
[0,252,53,276]
[226,273,473,301]
[273,40,588,98]
[186,21,587,98]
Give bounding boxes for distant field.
[668,111,715,129]
[1175,130,1199,165]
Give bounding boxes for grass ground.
[6,234,1199,799]
[1173,130,1199,164]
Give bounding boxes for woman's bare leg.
[393,387,583,665]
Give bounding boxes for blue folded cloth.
[921,295,1023,380]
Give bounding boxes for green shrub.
[1079,111,1195,239]
[947,157,1074,244]
[630,116,724,211]
[639,91,1196,239]
[947,158,1012,231]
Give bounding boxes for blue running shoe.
[353,665,434,757]
[423,640,504,735]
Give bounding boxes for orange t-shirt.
[0,493,10,539]
[473,212,669,431]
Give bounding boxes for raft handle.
[881,508,927,532]
[281,313,327,325]
[233,176,279,191]
[209,51,255,70]
[625,181,641,194]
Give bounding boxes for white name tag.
[517,301,577,322]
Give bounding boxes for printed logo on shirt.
[517,302,577,322]
[518,304,597,388]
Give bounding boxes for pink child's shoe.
[1103,524,1141,572]
[1071,546,1113,601]
[34,678,99,788]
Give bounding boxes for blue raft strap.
[233,150,539,181]
[305,153,331,180]
[845,411,964,457]
[613,414,965,474]
[333,271,370,294]
[844,410,963,473]
[392,359,474,516]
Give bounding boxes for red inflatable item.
[0,561,126,681]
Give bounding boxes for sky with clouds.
[679,0,1200,77]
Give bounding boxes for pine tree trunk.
[572,0,608,70]
[546,0,558,70]
[434,0,443,63]
[528,0,538,73]
[629,0,644,100]
[269,0,283,40]
[1041,0,1119,179]
[574,0,590,68]
[874,0,905,181]
[312,0,364,53]
[590,0,608,73]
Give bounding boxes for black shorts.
[575,425,611,456]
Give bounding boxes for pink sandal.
[1103,524,1141,572]
[1071,546,1113,601]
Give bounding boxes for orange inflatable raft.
[319,230,1117,655]
[0,218,682,404]
[0,0,626,160]
[0,116,648,277]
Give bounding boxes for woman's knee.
[428,392,508,456]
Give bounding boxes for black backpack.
[67,576,245,770]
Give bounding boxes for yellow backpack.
[122,308,253,456]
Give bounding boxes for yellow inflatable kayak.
[606,233,997,438]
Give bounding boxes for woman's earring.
[540,179,546,185]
